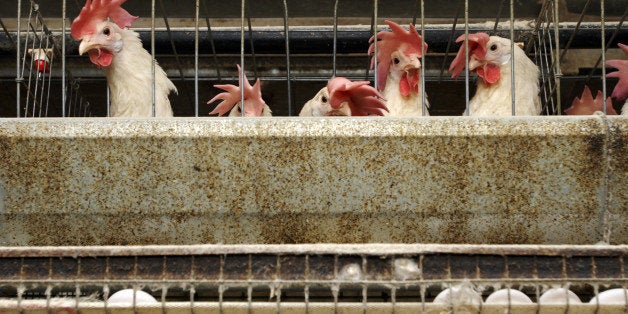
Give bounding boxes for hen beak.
[468,57,484,71]
[78,37,98,55]
[328,103,352,116]
[401,54,422,72]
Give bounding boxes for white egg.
[539,288,581,304]
[107,289,158,304]
[433,284,483,307]
[588,288,628,305]
[485,289,533,304]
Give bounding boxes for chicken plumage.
[299,77,388,116]
[449,33,540,116]
[71,0,177,117]
[368,20,429,116]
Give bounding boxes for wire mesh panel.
[1,0,625,117]
[0,245,626,312]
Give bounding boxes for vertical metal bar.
[151,0,156,117]
[559,0,591,62]
[412,0,420,25]
[276,255,281,313]
[73,83,79,117]
[219,255,224,313]
[510,0,515,115]
[553,0,561,114]
[189,285,195,313]
[464,0,469,115]
[16,0,21,117]
[62,0,66,117]
[195,0,200,117]
[361,256,367,312]
[240,0,245,117]
[365,13,375,81]
[283,0,293,115]
[373,0,378,91]
[247,254,253,313]
[600,0,606,115]
[201,0,222,80]
[333,255,339,312]
[106,86,110,117]
[305,255,310,313]
[24,6,36,118]
[74,284,81,311]
[34,19,46,117]
[419,255,426,312]
[158,0,193,110]
[493,0,506,32]
[44,46,53,117]
[246,15,259,80]
[439,1,461,81]
[536,32,550,114]
[333,0,339,77]
[420,0,426,116]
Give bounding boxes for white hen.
[368,20,430,116]
[71,0,177,117]
[450,33,540,116]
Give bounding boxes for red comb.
[327,77,388,116]
[71,0,137,40]
[605,43,628,101]
[368,20,427,92]
[449,32,490,79]
[208,65,266,117]
[565,85,617,115]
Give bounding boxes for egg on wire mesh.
[107,289,158,305]
[433,282,483,310]
[484,288,533,304]
[588,288,628,305]
[538,288,582,304]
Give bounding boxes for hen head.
[327,77,388,116]
[71,0,137,68]
[208,65,268,117]
[368,20,427,96]
[606,43,628,101]
[449,33,512,85]
[565,85,617,115]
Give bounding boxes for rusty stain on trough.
[0,116,625,246]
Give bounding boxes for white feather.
[104,26,177,117]
[469,36,540,116]
[381,71,430,117]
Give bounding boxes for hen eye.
[321,96,328,103]
[490,44,497,51]
[393,58,400,64]
[103,27,110,36]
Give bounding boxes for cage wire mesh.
[0,0,627,311]
[1,0,626,117]
[0,245,626,312]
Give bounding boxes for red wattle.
[88,49,113,69]
[477,63,500,85]
[399,72,419,97]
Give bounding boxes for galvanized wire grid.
[1,0,625,117]
[0,245,626,311]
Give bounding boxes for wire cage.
[0,244,626,312]
[1,0,626,117]
[0,0,626,312]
